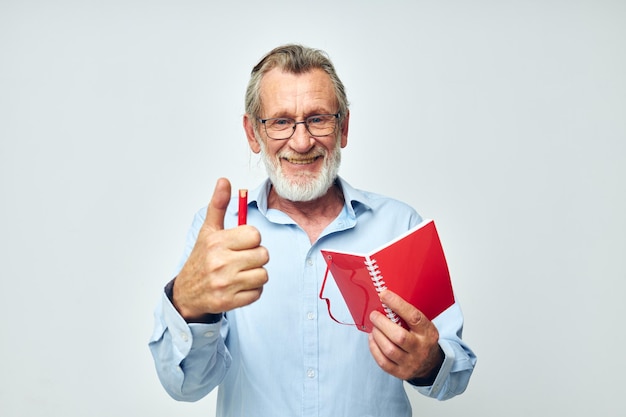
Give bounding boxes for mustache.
[277,147,326,160]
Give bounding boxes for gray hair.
[244,44,349,126]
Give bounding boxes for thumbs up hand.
[172,178,269,320]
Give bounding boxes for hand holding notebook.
[319,219,455,332]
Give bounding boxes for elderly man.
[149,44,476,417]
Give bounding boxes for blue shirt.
[149,177,476,417]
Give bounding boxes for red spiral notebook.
[319,219,455,332]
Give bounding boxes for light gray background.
[1,1,625,416]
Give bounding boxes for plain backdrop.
[1,1,625,416]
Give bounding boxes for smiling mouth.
[283,156,321,165]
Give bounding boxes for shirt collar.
[247,176,374,218]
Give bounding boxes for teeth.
[286,157,318,165]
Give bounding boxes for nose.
[289,121,315,152]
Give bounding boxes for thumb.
[379,289,426,330]
[203,177,232,232]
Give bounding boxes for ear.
[339,111,350,148]
[243,114,262,154]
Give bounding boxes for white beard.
[258,136,342,202]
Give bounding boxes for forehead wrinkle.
[259,68,336,119]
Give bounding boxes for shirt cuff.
[407,339,455,396]
[160,288,223,355]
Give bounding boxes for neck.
[268,182,344,243]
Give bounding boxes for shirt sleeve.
[148,291,231,401]
[410,302,477,400]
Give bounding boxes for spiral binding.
[364,257,401,325]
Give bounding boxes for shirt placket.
[302,242,320,417]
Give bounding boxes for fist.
[172,178,269,320]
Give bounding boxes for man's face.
[245,68,349,202]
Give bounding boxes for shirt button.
[307,312,315,320]
[204,331,215,338]
[180,332,189,342]
[307,369,316,378]
[306,258,313,266]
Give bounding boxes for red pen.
[238,189,248,225]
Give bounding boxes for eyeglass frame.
[257,113,341,140]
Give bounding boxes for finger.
[211,267,268,312]
[233,266,269,291]
[204,178,232,233]
[379,289,426,331]
[368,331,404,375]
[368,332,388,364]
[369,309,411,354]
[231,287,264,309]
[226,225,263,252]
[237,244,269,270]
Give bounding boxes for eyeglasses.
[258,113,340,140]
